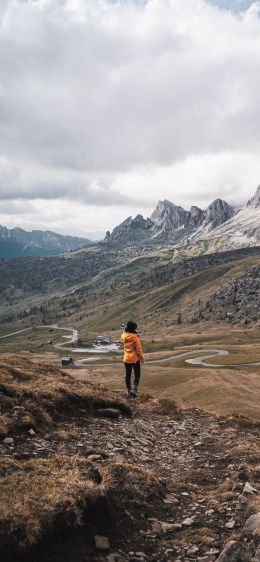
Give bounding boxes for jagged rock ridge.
[105,214,153,244]
[105,185,260,252]
[105,197,235,246]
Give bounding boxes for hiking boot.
[127,389,132,398]
[130,385,138,397]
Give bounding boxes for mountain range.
[104,185,260,252]
[1,185,259,258]
[0,226,91,258]
[0,185,259,330]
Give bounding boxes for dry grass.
[0,454,160,558]
[0,356,166,560]
[1,320,260,422]
[246,497,260,518]
[75,361,260,421]
[58,322,260,422]
[0,356,132,436]
[0,455,100,550]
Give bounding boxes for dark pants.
[124,361,141,390]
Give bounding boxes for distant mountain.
[104,186,260,252]
[0,226,92,257]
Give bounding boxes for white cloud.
[0,0,260,236]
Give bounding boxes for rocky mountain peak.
[106,214,153,243]
[188,205,205,227]
[150,199,177,220]
[205,198,235,229]
[131,214,149,228]
[247,184,260,208]
[151,199,188,232]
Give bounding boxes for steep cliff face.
[188,205,205,227]
[204,198,235,230]
[105,214,153,244]
[150,200,189,235]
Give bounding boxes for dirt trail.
[5,399,259,562]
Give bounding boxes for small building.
[61,356,74,367]
[92,336,113,346]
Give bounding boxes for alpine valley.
[1,186,260,562]
[0,185,259,331]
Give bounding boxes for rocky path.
[3,399,259,562]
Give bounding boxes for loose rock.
[182,517,194,526]
[243,482,258,494]
[28,429,36,436]
[225,519,236,529]
[94,535,110,550]
[242,512,260,538]
[3,437,14,444]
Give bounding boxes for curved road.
[74,348,230,367]
[1,324,260,367]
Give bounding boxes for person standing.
[121,321,144,397]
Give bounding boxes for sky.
[0,0,260,239]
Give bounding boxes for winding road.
[74,348,230,367]
[1,325,260,368]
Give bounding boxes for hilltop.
[0,356,260,562]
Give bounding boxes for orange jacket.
[121,331,144,364]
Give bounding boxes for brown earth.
[0,357,260,562]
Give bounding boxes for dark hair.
[125,320,137,333]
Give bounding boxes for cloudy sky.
[0,0,260,239]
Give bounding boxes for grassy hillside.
[0,246,259,331]
[31,253,260,331]
[1,322,259,421]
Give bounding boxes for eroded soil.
[2,396,259,562]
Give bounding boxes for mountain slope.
[190,187,260,249]
[1,245,259,330]
[72,252,259,331]
[0,225,91,257]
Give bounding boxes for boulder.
[242,513,260,539]
[216,540,254,562]
[216,541,243,562]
